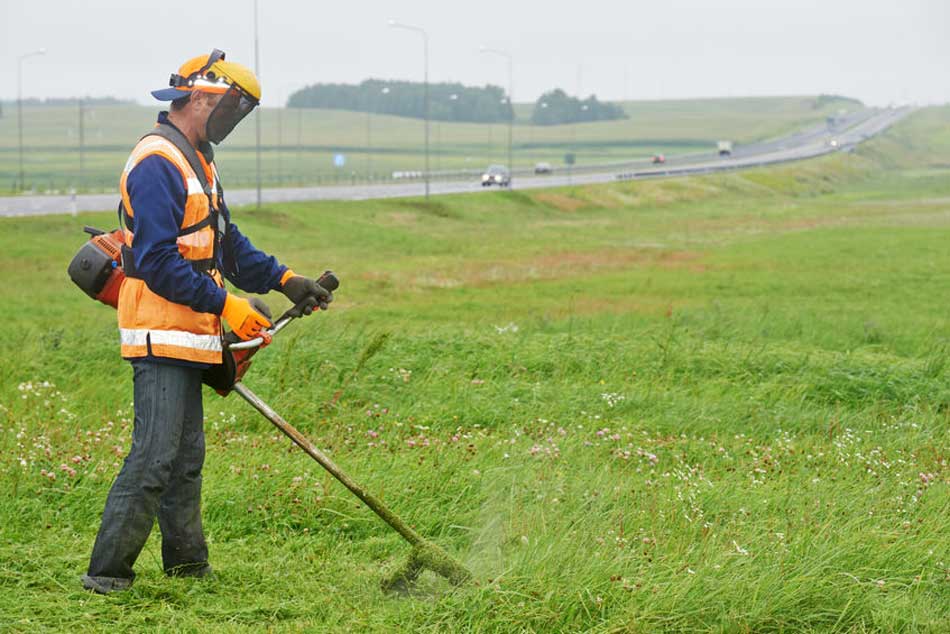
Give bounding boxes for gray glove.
[280,275,333,317]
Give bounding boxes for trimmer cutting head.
[381,542,472,593]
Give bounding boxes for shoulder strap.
[142,123,213,197]
[131,123,228,274]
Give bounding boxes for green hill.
[0,95,862,193]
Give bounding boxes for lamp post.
[442,92,457,173]
[479,47,513,185]
[17,48,46,192]
[367,86,390,180]
[388,20,430,200]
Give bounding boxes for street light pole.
[480,47,513,185]
[17,48,46,192]
[388,20,430,200]
[368,86,390,180]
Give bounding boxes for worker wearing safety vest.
[82,50,333,594]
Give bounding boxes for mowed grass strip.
[0,108,948,633]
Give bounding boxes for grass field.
[0,95,858,193]
[1,105,948,632]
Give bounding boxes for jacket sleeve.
[219,200,288,294]
[126,155,228,315]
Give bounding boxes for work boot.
[81,574,132,595]
[165,562,214,579]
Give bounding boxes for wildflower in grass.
[494,322,519,334]
[601,392,625,408]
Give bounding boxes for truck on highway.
[717,141,733,157]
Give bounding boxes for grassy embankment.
[0,95,858,193]
[0,106,948,632]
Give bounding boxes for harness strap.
[120,122,229,279]
[145,124,214,198]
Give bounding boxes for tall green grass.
[0,107,947,633]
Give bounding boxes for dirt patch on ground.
[243,207,302,229]
[532,192,587,212]
[360,249,706,292]
[457,248,706,287]
[386,211,418,225]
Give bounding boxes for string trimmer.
[215,272,473,591]
[67,229,471,591]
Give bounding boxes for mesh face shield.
[206,85,259,145]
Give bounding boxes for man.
[82,50,333,594]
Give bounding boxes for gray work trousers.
[86,359,209,584]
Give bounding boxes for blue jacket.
[123,114,287,365]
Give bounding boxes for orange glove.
[221,293,272,341]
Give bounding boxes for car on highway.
[652,154,666,164]
[481,165,511,187]
[534,162,553,175]
[717,141,733,157]
[828,138,840,148]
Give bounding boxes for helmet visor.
[206,85,258,144]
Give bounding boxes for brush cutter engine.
[68,227,126,308]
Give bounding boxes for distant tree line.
[287,80,513,123]
[1,97,135,108]
[813,94,863,109]
[531,89,628,125]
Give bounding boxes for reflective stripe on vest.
[117,134,224,365]
[120,328,222,351]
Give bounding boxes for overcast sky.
[1,0,947,108]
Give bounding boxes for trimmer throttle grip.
[317,270,339,292]
[283,270,339,320]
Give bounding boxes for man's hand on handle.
[222,293,272,341]
[280,270,333,317]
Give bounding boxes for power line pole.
[78,97,85,192]
[389,20,430,200]
[254,0,262,208]
[277,93,282,185]
[17,48,46,192]
[479,47,513,185]
[296,107,302,184]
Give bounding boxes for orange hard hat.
[152,49,261,102]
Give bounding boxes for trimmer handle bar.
[229,270,339,351]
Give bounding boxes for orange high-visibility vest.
[117,134,225,364]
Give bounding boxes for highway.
[0,107,912,217]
